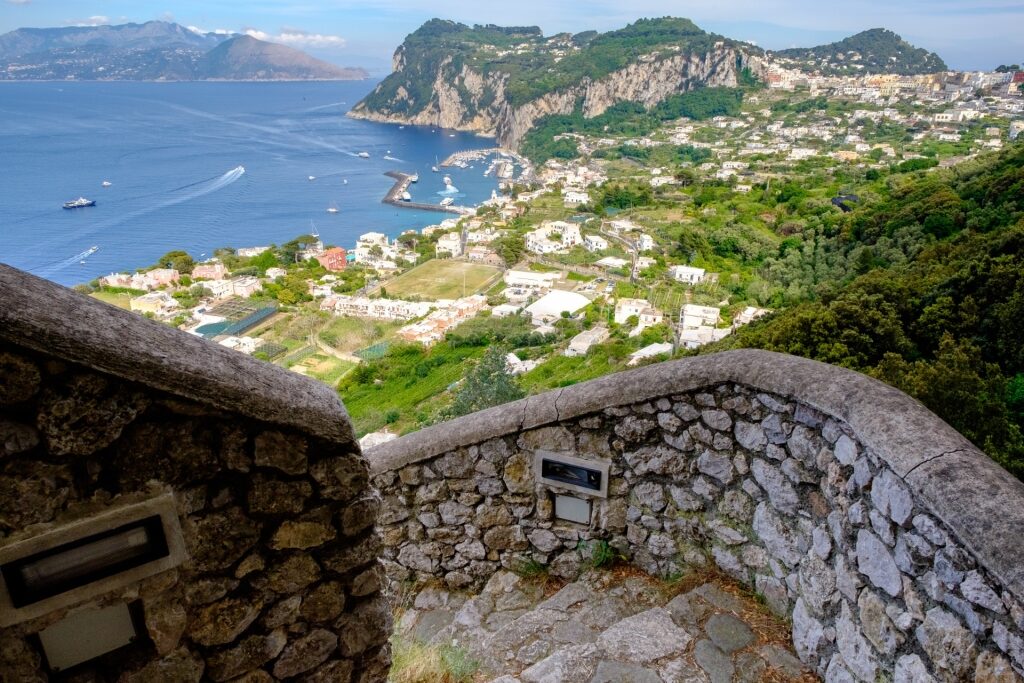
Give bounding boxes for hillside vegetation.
[712,143,1024,474]
[775,28,946,76]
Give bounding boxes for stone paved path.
[395,569,816,682]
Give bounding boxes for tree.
[156,250,194,274]
[448,346,525,417]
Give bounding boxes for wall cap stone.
[0,264,355,446]
[367,349,1024,601]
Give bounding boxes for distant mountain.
[197,35,364,80]
[0,20,367,81]
[775,28,946,76]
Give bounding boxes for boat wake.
[383,155,404,162]
[438,185,460,195]
[33,246,99,278]
[36,166,247,268]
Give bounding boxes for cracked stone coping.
[367,348,1024,600]
[0,263,356,447]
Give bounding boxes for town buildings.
[315,248,348,272]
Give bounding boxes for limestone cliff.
[348,18,764,149]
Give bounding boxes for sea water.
[0,80,503,286]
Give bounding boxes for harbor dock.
[382,171,463,214]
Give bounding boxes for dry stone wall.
[367,351,1024,682]
[0,264,389,682]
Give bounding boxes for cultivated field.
[383,259,501,300]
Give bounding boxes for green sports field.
[383,259,501,300]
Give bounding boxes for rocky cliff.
[349,18,764,148]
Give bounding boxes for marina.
[382,171,465,214]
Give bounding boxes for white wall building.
[669,265,707,285]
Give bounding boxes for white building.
[231,276,263,298]
[436,232,463,258]
[321,295,431,321]
[563,190,590,206]
[636,234,656,252]
[525,291,590,326]
[584,235,609,252]
[669,265,707,285]
[506,353,540,375]
[129,291,179,316]
[595,256,629,270]
[733,306,771,327]
[565,327,610,356]
[526,221,582,255]
[628,342,673,366]
[613,298,662,326]
[681,304,721,329]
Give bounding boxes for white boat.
[409,173,419,183]
[327,202,339,214]
[357,152,370,158]
[308,175,316,181]
[401,191,411,202]
[449,134,456,138]
[342,179,348,185]
[431,166,439,173]
[443,175,452,185]
[440,197,455,207]
[101,180,112,187]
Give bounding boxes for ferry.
[357,152,370,158]
[440,197,455,207]
[63,197,96,209]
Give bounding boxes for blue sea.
[0,80,503,286]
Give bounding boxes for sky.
[2,0,1022,73]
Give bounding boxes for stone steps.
[395,570,814,682]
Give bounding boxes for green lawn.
[383,260,500,300]
[90,291,133,310]
[318,316,402,355]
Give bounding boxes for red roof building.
[316,247,348,272]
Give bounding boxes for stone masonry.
[368,352,1024,682]
[0,264,390,682]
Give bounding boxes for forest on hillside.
[712,143,1024,475]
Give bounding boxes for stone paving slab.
[395,569,816,682]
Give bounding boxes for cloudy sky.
[2,0,1021,72]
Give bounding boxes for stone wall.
[0,264,389,682]
[367,350,1024,682]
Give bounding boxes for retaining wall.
[367,350,1024,682]
[0,264,390,682]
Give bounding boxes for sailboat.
[308,175,316,181]
[342,179,348,185]
[327,201,339,214]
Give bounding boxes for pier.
[382,171,464,214]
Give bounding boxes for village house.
[315,247,348,272]
[628,342,673,366]
[669,265,707,285]
[191,262,229,280]
[466,245,504,267]
[321,295,431,321]
[204,280,235,299]
[236,246,270,258]
[436,233,463,258]
[583,235,608,252]
[129,291,179,316]
[265,267,287,280]
[395,296,488,346]
[681,304,721,329]
[636,234,656,252]
[613,298,663,327]
[505,353,540,375]
[230,276,263,298]
[563,190,590,206]
[564,326,610,357]
[525,221,582,255]
[525,290,590,326]
[595,256,629,270]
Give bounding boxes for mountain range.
[0,21,368,81]
[349,18,946,148]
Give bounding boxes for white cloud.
[66,16,110,27]
[187,25,234,36]
[244,27,347,50]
